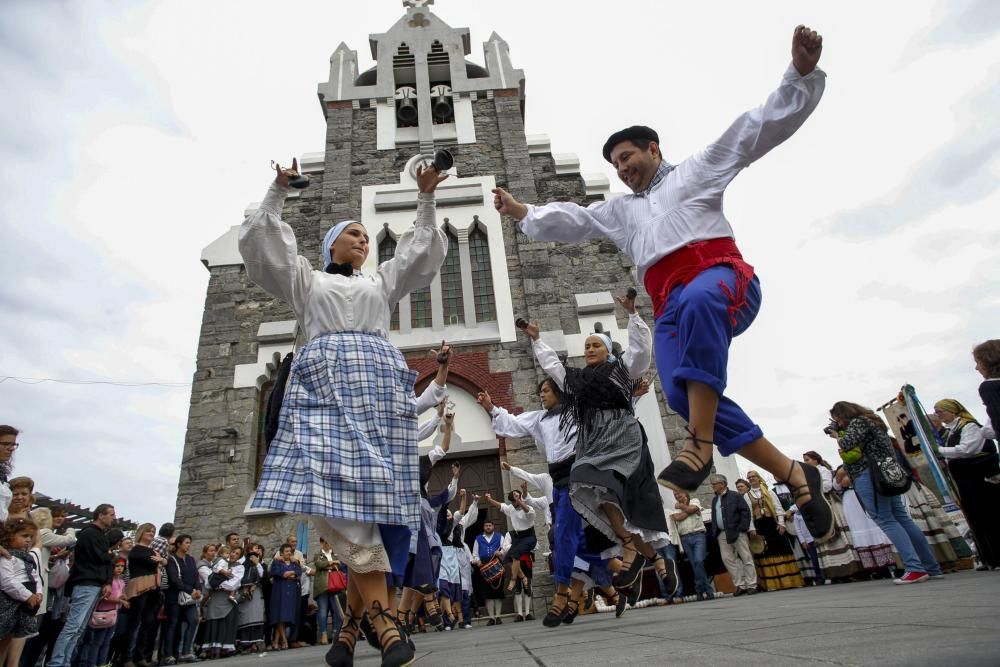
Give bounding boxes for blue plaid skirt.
[251,331,420,540]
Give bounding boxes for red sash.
[643,237,755,323]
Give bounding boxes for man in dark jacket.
[48,504,116,667]
[710,475,758,596]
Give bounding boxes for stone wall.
[176,80,696,618]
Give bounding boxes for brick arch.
[408,351,515,456]
[408,351,513,408]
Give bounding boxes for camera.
[515,317,528,330]
[822,420,840,436]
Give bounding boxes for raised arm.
[689,26,825,191]
[416,341,451,414]
[502,461,552,499]
[616,292,651,378]
[379,167,449,309]
[238,160,314,312]
[478,390,544,441]
[517,321,567,390]
[416,412,441,443]
[460,496,479,531]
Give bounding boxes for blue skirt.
[251,331,421,544]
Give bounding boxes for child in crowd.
[213,546,239,603]
[78,558,128,667]
[0,518,43,661]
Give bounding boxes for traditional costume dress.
[809,465,861,580]
[517,64,828,535]
[833,476,895,573]
[900,478,972,569]
[202,563,244,655]
[743,485,803,590]
[239,184,446,576]
[937,400,1000,569]
[532,313,669,555]
[235,560,265,651]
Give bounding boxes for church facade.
[174,1,721,613]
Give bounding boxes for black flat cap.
[602,125,659,163]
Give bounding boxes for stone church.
[175,0,737,612]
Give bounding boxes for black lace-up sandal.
[542,590,569,628]
[370,601,416,667]
[325,607,362,667]
[782,460,835,544]
[612,536,647,591]
[652,553,679,599]
[657,426,715,492]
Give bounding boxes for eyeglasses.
[0,442,19,449]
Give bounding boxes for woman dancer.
[240,158,448,667]
[529,292,671,592]
[745,471,803,591]
[478,379,579,625]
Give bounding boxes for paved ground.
[230,570,1000,666]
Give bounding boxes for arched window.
[378,234,400,330]
[469,226,496,322]
[441,229,464,325]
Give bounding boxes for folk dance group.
[239,24,829,667]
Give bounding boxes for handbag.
[326,568,347,594]
[48,558,70,589]
[867,448,912,497]
[123,573,158,600]
[89,609,118,629]
[171,557,197,606]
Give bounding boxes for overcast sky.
[1,0,997,526]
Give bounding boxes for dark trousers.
[162,601,199,659]
[126,590,161,661]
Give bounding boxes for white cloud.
[1,0,998,527]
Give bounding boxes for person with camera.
[239,156,448,667]
[492,25,833,547]
[829,401,942,584]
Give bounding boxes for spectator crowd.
[0,339,996,666]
